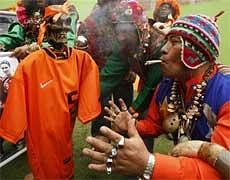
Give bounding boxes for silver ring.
[116,136,125,148]
[106,166,112,175]
[106,157,113,175]
[111,147,118,157]
[106,157,113,165]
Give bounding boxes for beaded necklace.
[163,63,215,143]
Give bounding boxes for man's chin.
[161,67,172,78]
[160,63,167,71]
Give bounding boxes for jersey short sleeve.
[77,51,101,123]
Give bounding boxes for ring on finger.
[116,136,125,148]
[106,166,112,175]
[106,157,113,175]
[106,157,113,167]
[111,147,118,157]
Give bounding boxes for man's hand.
[11,45,29,60]
[82,118,150,176]
[104,98,137,133]
[171,140,203,158]
[171,140,230,179]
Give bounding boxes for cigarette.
[144,60,162,66]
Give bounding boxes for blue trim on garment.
[156,70,230,141]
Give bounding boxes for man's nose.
[161,42,169,55]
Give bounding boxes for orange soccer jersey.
[0,49,101,179]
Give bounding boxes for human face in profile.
[160,35,187,80]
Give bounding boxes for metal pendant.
[162,113,180,133]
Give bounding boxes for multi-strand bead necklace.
[164,63,214,143]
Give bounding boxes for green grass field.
[0,0,230,179]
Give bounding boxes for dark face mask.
[46,14,72,47]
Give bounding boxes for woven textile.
[167,14,220,69]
